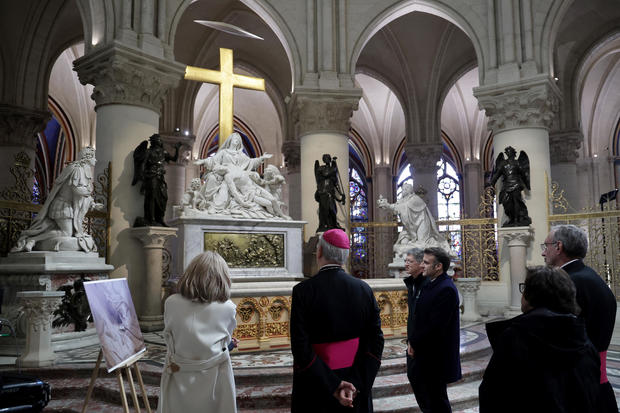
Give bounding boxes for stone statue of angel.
[489,146,531,227]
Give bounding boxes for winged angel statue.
[489,146,532,227]
[132,134,180,227]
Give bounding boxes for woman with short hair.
[157,251,237,413]
[479,266,600,413]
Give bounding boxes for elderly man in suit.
[542,224,618,412]
[290,229,384,412]
[408,247,461,412]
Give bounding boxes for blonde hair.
[177,251,231,303]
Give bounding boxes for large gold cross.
[185,48,265,147]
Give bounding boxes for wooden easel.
[81,349,152,413]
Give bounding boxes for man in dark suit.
[403,248,429,391]
[408,247,461,413]
[542,224,618,412]
[290,229,384,413]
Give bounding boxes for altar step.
[38,350,489,412]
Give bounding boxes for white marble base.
[138,314,164,332]
[0,251,113,273]
[0,251,112,353]
[504,305,522,319]
[387,261,406,278]
[170,216,306,281]
[229,277,406,298]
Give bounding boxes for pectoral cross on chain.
[185,48,265,147]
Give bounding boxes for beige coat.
[157,294,237,413]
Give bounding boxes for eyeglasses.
[404,259,417,264]
[540,242,558,251]
[519,283,525,294]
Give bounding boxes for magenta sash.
[312,337,359,370]
[600,351,608,384]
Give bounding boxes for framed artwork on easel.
[84,279,146,372]
[82,279,151,413]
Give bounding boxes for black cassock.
[290,265,384,413]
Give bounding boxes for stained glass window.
[349,158,369,278]
[436,158,462,258]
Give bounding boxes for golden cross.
[185,48,265,147]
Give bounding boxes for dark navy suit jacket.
[563,259,616,352]
[409,272,462,383]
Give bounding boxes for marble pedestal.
[130,226,178,332]
[170,216,306,282]
[16,291,64,367]
[0,251,113,351]
[498,226,533,318]
[387,262,407,278]
[456,277,482,322]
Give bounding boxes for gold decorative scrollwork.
[204,232,285,268]
[238,306,255,323]
[478,185,496,218]
[0,151,35,204]
[258,296,270,307]
[549,181,571,214]
[266,322,289,336]
[398,291,408,311]
[269,304,283,321]
[235,324,258,338]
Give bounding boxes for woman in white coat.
[157,251,237,413]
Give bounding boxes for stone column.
[16,291,64,367]
[290,91,360,240]
[74,44,184,308]
[0,105,49,198]
[404,143,443,218]
[463,161,483,218]
[498,227,533,316]
[282,140,301,220]
[455,277,482,322]
[130,226,178,331]
[549,130,582,212]
[161,132,195,220]
[475,76,560,269]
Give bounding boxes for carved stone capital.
[455,277,482,294]
[17,291,64,333]
[160,133,195,166]
[498,227,534,247]
[74,43,185,113]
[130,226,178,249]
[281,140,301,173]
[549,130,582,164]
[0,105,50,150]
[289,90,361,137]
[474,76,560,133]
[405,143,443,173]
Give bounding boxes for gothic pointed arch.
[198,117,263,161]
[34,97,78,202]
[349,1,485,83]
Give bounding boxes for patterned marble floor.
[51,320,488,370]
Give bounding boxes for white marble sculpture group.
[378,182,450,260]
[179,132,290,220]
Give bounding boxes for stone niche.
[169,216,306,282]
